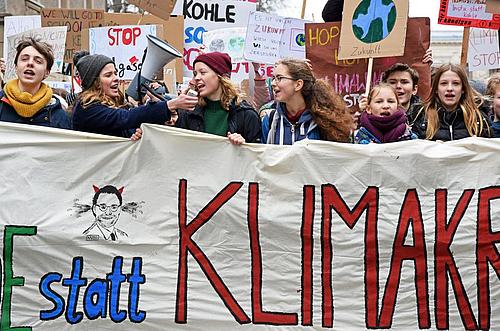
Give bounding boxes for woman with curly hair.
[261,58,352,144]
[175,52,261,144]
[72,54,197,139]
[408,63,491,140]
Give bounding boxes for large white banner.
[0,122,499,330]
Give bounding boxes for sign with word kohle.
[244,11,308,64]
[3,15,41,59]
[4,26,67,81]
[338,0,409,60]
[0,122,499,330]
[467,27,500,71]
[89,25,157,80]
[182,0,256,81]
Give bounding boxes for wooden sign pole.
[460,27,470,68]
[365,57,374,94]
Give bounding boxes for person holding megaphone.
[175,52,261,144]
[71,53,198,139]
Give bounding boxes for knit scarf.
[359,109,407,143]
[4,79,53,118]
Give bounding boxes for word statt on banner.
[243,11,308,64]
[306,18,431,111]
[438,0,500,29]
[128,0,176,21]
[0,123,499,330]
[467,27,500,71]
[41,8,104,63]
[88,25,158,80]
[4,27,67,81]
[3,15,41,59]
[338,0,410,60]
[182,0,257,81]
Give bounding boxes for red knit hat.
[193,52,232,78]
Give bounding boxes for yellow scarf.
[4,79,53,118]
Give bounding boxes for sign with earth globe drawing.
[338,0,409,60]
[352,0,397,43]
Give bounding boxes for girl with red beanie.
[175,52,261,144]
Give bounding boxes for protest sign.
[0,122,499,330]
[88,25,159,80]
[467,27,500,71]
[41,8,104,63]
[306,18,431,111]
[203,27,246,62]
[182,0,257,81]
[3,15,41,58]
[438,0,500,29]
[338,0,409,60]
[243,11,308,64]
[4,26,67,81]
[103,13,184,83]
[128,0,176,21]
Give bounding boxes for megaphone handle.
[141,82,167,102]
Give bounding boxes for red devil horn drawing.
[93,185,100,193]
[118,186,124,194]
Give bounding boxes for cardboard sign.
[203,27,246,62]
[0,123,500,330]
[183,0,256,81]
[103,13,184,83]
[438,0,500,29]
[338,0,409,60]
[306,18,431,111]
[4,27,67,81]
[467,27,500,71]
[243,11,308,64]
[41,8,104,63]
[3,15,41,58]
[486,0,500,13]
[128,0,176,21]
[88,25,158,80]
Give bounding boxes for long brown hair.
[277,58,352,142]
[79,70,125,109]
[197,75,244,110]
[423,64,484,139]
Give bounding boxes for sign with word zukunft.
[467,27,500,71]
[338,0,410,60]
[438,0,500,29]
[182,0,256,81]
[3,15,41,59]
[0,123,500,330]
[244,11,308,64]
[4,27,67,81]
[89,25,157,80]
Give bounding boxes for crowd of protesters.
[0,36,498,145]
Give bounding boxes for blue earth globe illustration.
[295,33,305,47]
[352,0,397,43]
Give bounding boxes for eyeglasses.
[97,203,120,212]
[271,75,296,83]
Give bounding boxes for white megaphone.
[127,35,182,101]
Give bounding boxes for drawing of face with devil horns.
[84,185,127,241]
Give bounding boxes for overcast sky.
[303,0,463,31]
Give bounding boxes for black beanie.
[75,54,114,90]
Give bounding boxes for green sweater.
[204,99,229,136]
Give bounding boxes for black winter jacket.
[176,99,261,143]
[408,103,491,141]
